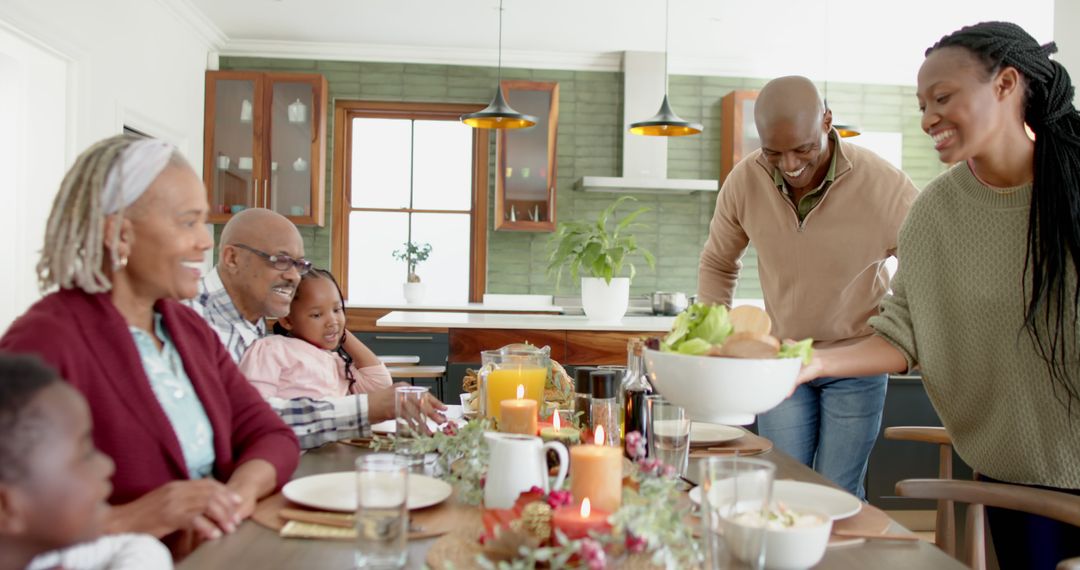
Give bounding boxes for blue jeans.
[757,374,888,499]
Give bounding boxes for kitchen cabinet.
[495,80,559,232]
[353,331,450,401]
[203,70,328,226]
[720,90,760,184]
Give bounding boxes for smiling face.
[917,46,1022,164]
[122,164,213,301]
[758,111,832,192]
[219,212,306,321]
[279,275,346,350]
[15,383,115,551]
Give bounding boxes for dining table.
[177,441,966,570]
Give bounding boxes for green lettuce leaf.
[675,337,712,355]
[778,338,814,364]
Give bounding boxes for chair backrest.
[897,478,1080,570]
[896,479,1080,527]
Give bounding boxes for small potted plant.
[393,241,432,304]
[546,196,655,321]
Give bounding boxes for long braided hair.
[929,22,1080,409]
[37,134,189,293]
[272,268,358,390]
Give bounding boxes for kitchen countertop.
[347,302,562,313]
[376,311,675,332]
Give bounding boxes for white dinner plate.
[690,423,746,446]
[688,479,862,520]
[371,405,466,434]
[282,471,452,512]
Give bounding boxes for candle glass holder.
[479,345,550,424]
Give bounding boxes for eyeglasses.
[232,243,312,275]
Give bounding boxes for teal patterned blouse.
[129,313,216,479]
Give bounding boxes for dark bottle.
[573,366,596,430]
[622,338,654,457]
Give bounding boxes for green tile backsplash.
[219,57,945,300]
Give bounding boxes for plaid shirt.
[187,268,370,449]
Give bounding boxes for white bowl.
[762,509,833,570]
[643,348,800,425]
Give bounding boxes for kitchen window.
[331,101,489,305]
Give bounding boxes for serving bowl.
[762,509,832,569]
[643,348,800,425]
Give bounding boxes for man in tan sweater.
[698,76,917,498]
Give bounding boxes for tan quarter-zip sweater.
[698,134,918,348]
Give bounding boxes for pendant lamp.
[460,0,535,129]
[822,1,859,138]
[628,0,702,137]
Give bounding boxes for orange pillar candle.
[499,384,538,435]
[551,497,612,541]
[569,426,623,513]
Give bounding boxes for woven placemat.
[688,431,773,458]
[251,490,466,540]
[828,502,894,547]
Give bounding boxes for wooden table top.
[177,443,966,570]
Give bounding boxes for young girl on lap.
[240,269,392,398]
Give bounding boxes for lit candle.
[551,497,612,542]
[539,409,581,445]
[499,384,538,435]
[569,426,623,513]
[486,365,547,423]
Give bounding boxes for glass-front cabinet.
[203,70,328,225]
[720,90,760,184]
[495,80,559,231]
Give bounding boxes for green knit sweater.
[870,162,1080,489]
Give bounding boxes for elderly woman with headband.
[0,134,299,553]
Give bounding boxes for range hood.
[575,51,718,195]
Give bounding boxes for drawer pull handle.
[374,335,434,341]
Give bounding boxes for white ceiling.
[188,0,1056,86]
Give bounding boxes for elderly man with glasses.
[189,208,445,449]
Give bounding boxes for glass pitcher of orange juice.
[480,344,551,424]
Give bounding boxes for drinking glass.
[700,456,776,570]
[647,395,690,475]
[395,386,429,468]
[354,454,408,569]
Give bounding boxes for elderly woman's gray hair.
[37,134,190,293]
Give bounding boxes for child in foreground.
[0,353,170,570]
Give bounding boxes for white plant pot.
[403,282,426,304]
[581,277,630,322]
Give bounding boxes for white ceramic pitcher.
[484,433,568,509]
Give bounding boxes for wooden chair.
[896,478,1080,570]
[884,426,961,557]
[377,355,421,367]
[388,364,447,401]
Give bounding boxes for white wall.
[1055,0,1080,105]
[0,0,213,331]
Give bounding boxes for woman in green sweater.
[798,21,1080,568]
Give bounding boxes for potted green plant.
[546,196,655,321]
[393,241,432,304]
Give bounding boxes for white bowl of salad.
[726,506,832,570]
[644,304,812,425]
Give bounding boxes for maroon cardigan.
[0,289,299,505]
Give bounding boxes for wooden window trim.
[331,100,489,303]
